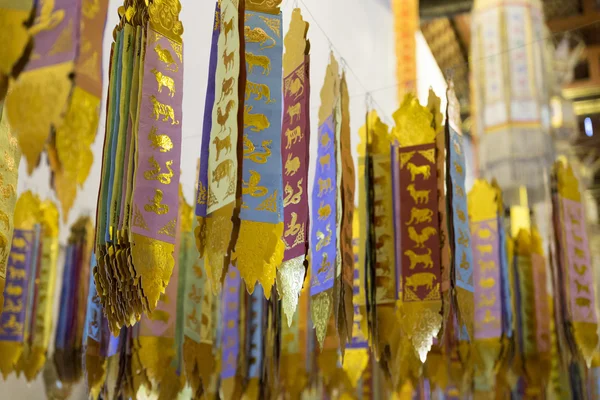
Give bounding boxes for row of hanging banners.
[0,0,599,399]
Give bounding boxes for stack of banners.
[393,93,443,375]
[4,0,109,218]
[195,0,243,294]
[234,0,285,299]
[358,109,401,379]
[552,160,599,368]
[0,192,59,380]
[276,7,310,328]
[445,83,474,389]
[53,216,93,385]
[93,0,184,332]
[129,188,191,399]
[0,102,21,316]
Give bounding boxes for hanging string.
[181,4,600,141]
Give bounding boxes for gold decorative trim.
[467,179,498,223]
[148,0,184,43]
[392,93,436,147]
[318,53,339,126]
[283,8,309,76]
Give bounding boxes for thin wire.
[298,0,393,124]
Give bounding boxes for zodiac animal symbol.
[318,201,332,221]
[454,161,464,176]
[148,126,173,153]
[154,44,179,72]
[223,49,235,72]
[244,25,276,49]
[457,229,470,247]
[213,135,232,162]
[483,310,497,324]
[408,226,437,248]
[407,162,431,181]
[8,267,25,280]
[286,77,304,99]
[144,157,174,185]
[285,127,303,149]
[575,280,589,294]
[457,209,466,223]
[188,285,202,303]
[574,264,588,276]
[477,244,493,256]
[12,237,26,249]
[217,100,235,134]
[283,179,303,207]
[576,297,591,308]
[573,233,583,243]
[287,103,301,123]
[246,52,271,75]
[285,212,303,238]
[3,299,22,313]
[244,106,270,132]
[319,154,331,173]
[223,16,234,43]
[456,186,465,198]
[477,228,492,240]
[30,0,64,36]
[478,260,496,272]
[317,178,332,197]
[246,80,274,104]
[318,253,331,275]
[459,252,470,270]
[2,315,22,333]
[479,277,496,289]
[405,273,437,291]
[574,248,586,258]
[478,293,496,307]
[150,95,179,125]
[219,77,236,103]
[406,207,434,225]
[11,253,25,263]
[5,284,22,297]
[404,249,433,270]
[316,224,332,252]
[150,68,176,97]
[284,154,300,176]
[186,308,199,329]
[243,136,272,163]
[320,132,331,149]
[242,170,268,197]
[212,160,234,188]
[407,184,430,204]
[144,189,170,215]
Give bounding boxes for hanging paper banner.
[446,85,474,341]
[235,0,285,297]
[392,0,418,99]
[52,0,109,219]
[0,191,40,377]
[393,94,442,363]
[277,7,310,327]
[338,73,355,351]
[221,265,242,399]
[204,0,242,291]
[310,54,339,348]
[0,104,21,317]
[468,180,503,395]
[6,0,79,173]
[554,160,599,364]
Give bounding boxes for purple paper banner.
[131,29,183,244]
[26,0,80,71]
[0,229,34,342]
[195,2,220,217]
[282,61,310,260]
[221,265,241,380]
[472,219,502,340]
[310,116,336,296]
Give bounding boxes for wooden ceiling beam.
[547,0,600,32]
